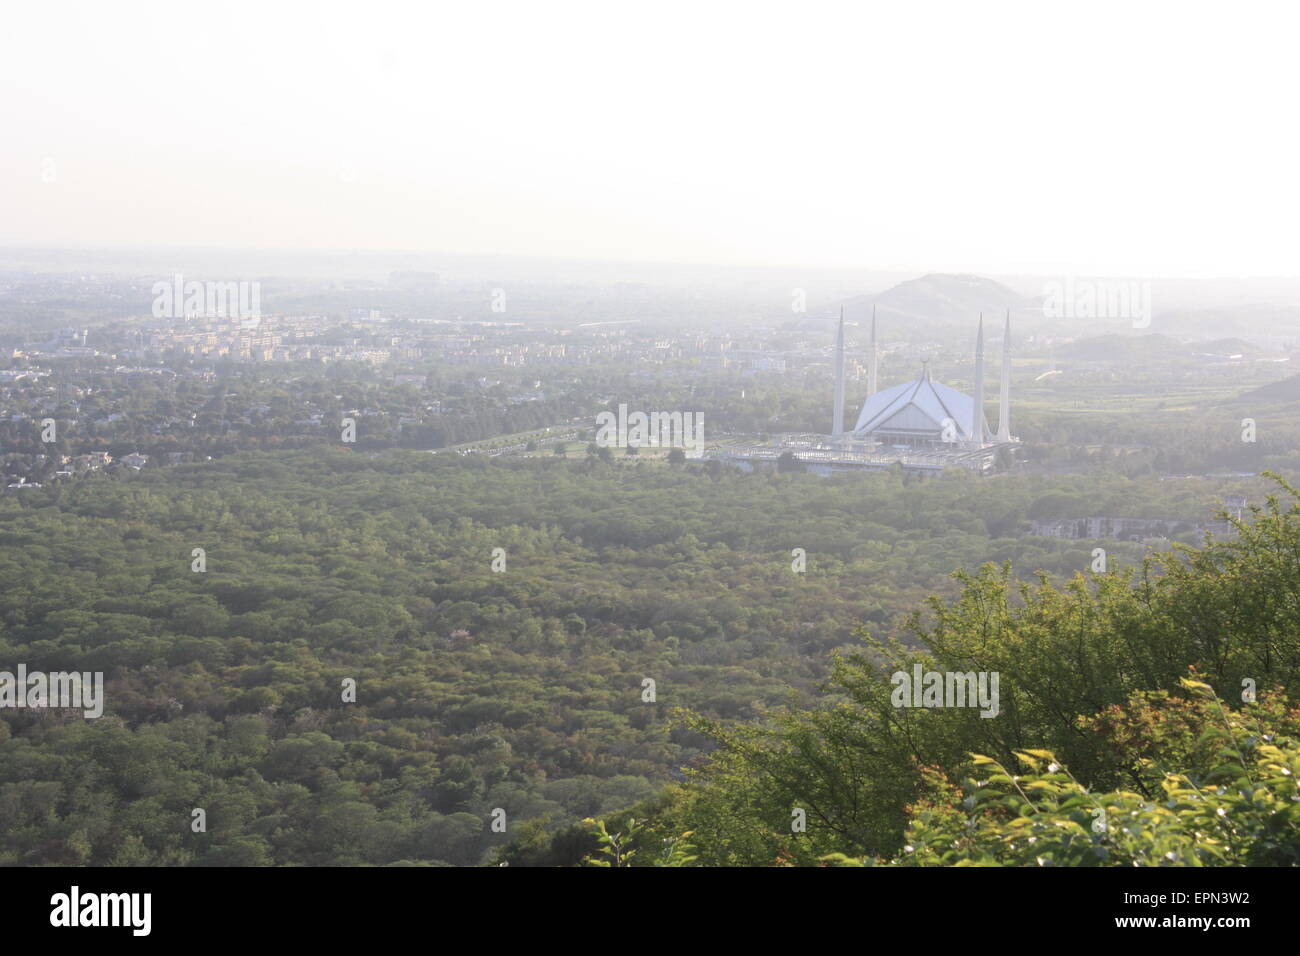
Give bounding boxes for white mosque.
[835,309,1014,451]
[710,310,1017,474]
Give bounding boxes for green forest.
[0,449,1293,865]
[569,477,1300,867]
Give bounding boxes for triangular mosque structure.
[852,365,980,445]
[708,311,1018,474]
[842,312,1013,452]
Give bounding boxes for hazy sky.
[4,1,1298,277]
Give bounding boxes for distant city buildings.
[1026,515,1234,540]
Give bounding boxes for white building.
[838,311,1015,451]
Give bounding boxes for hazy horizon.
[5,1,1300,278]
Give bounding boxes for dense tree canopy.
[572,476,1300,866]
[0,448,1284,865]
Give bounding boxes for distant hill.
[1196,337,1257,356]
[837,273,1030,328]
[1235,371,1300,405]
[1057,333,1189,362]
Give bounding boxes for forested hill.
[0,449,1276,865]
[568,474,1300,868]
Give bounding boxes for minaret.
[971,315,987,444]
[832,307,846,438]
[867,305,878,397]
[996,310,1011,442]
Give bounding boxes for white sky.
[3,0,1298,277]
